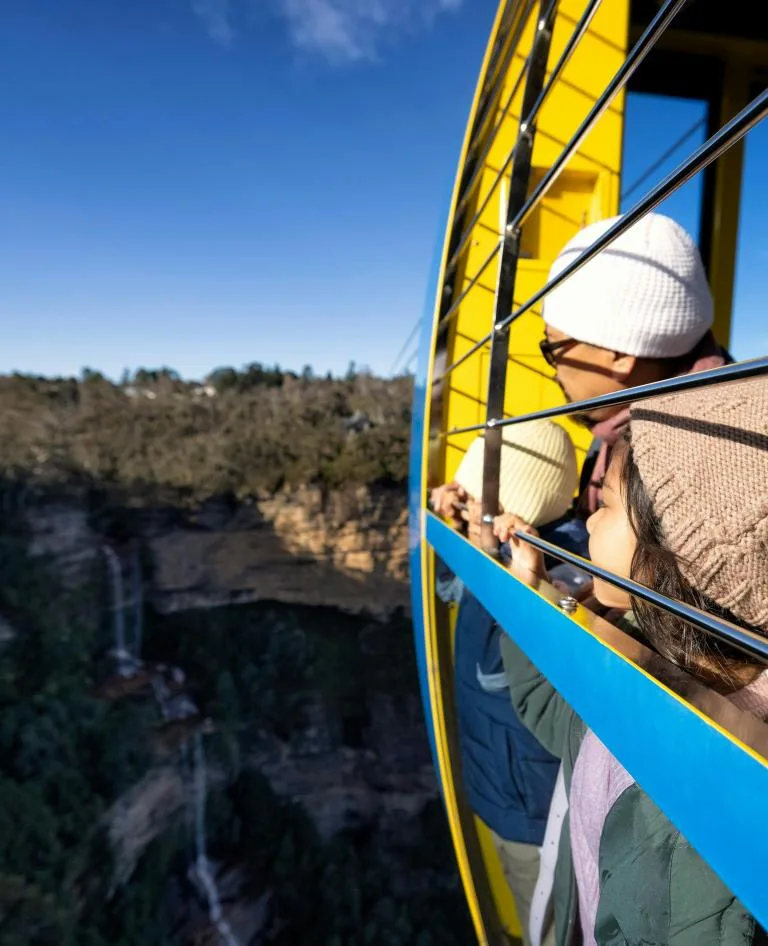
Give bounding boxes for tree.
[80,368,105,384]
[207,367,239,394]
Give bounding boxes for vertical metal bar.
[480,0,557,553]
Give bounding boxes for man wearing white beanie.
[539,211,729,514]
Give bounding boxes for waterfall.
[102,546,134,676]
[191,731,240,946]
[102,543,239,946]
[131,545,143,658]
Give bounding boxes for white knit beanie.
[543,213,713,358]
[454,420,577,528]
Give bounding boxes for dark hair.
[618,429,762,693]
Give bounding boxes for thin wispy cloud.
[277,0,463,63]
[191,0,463,60]
[192,0,235,46]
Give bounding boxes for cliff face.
[11,484,467,946]
[148,486,409,618]
[24,484,410,618]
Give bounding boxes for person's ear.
[609,352,637,382]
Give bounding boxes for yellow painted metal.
[416,4,524,944]
[430,2,630,941]
[443,0,629,491]
[423,5,759,943]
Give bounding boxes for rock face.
[24,485,410,618]
[106,765,187,888]
[25,501,100,587]
[14,485,463,946]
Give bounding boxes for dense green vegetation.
[0,520,169,944]
[206,774,472,946]
[0,365,412,501]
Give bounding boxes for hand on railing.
[493,514,546,588]
[463,500,484,550]
[429,481,468,530]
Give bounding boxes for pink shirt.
[569,670,768,946]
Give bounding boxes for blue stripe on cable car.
[408,183,454,786]
[426,511,768,929]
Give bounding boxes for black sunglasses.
[539,336,577,368]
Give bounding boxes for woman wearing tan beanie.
[495,377,768,945]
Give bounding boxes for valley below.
[0,476,472,946]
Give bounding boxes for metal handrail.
[445,0,602,279]
[433,87,768,384]
[518,534,768,664]
[443,356,768,436]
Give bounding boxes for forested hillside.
[0,364,412,500]
[0,365,476,946]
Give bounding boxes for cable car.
[408,2,768,942]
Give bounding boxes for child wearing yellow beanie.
[432,419,586,946]
[453,419,578,529]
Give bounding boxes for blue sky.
[0,1,763,381]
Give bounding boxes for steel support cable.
[445,0,602,279]
[507,0,693,236]
[621,116,706,203]
[389,319,422,376]
[403,349,419,372]
[516,534,768,663]
[436,242,502,333]
[434,87,768,385]
[443,356,768,436]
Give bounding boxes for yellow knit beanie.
[630,377,768,630]
[454,420,578,528]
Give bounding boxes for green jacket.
[500,630,764,946]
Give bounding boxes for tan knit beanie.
[453,420,577,528]
[630,377,768,630]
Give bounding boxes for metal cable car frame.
[409,0,768,941]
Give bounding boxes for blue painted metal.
[408,185,454,786]
[426,511,768,930]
